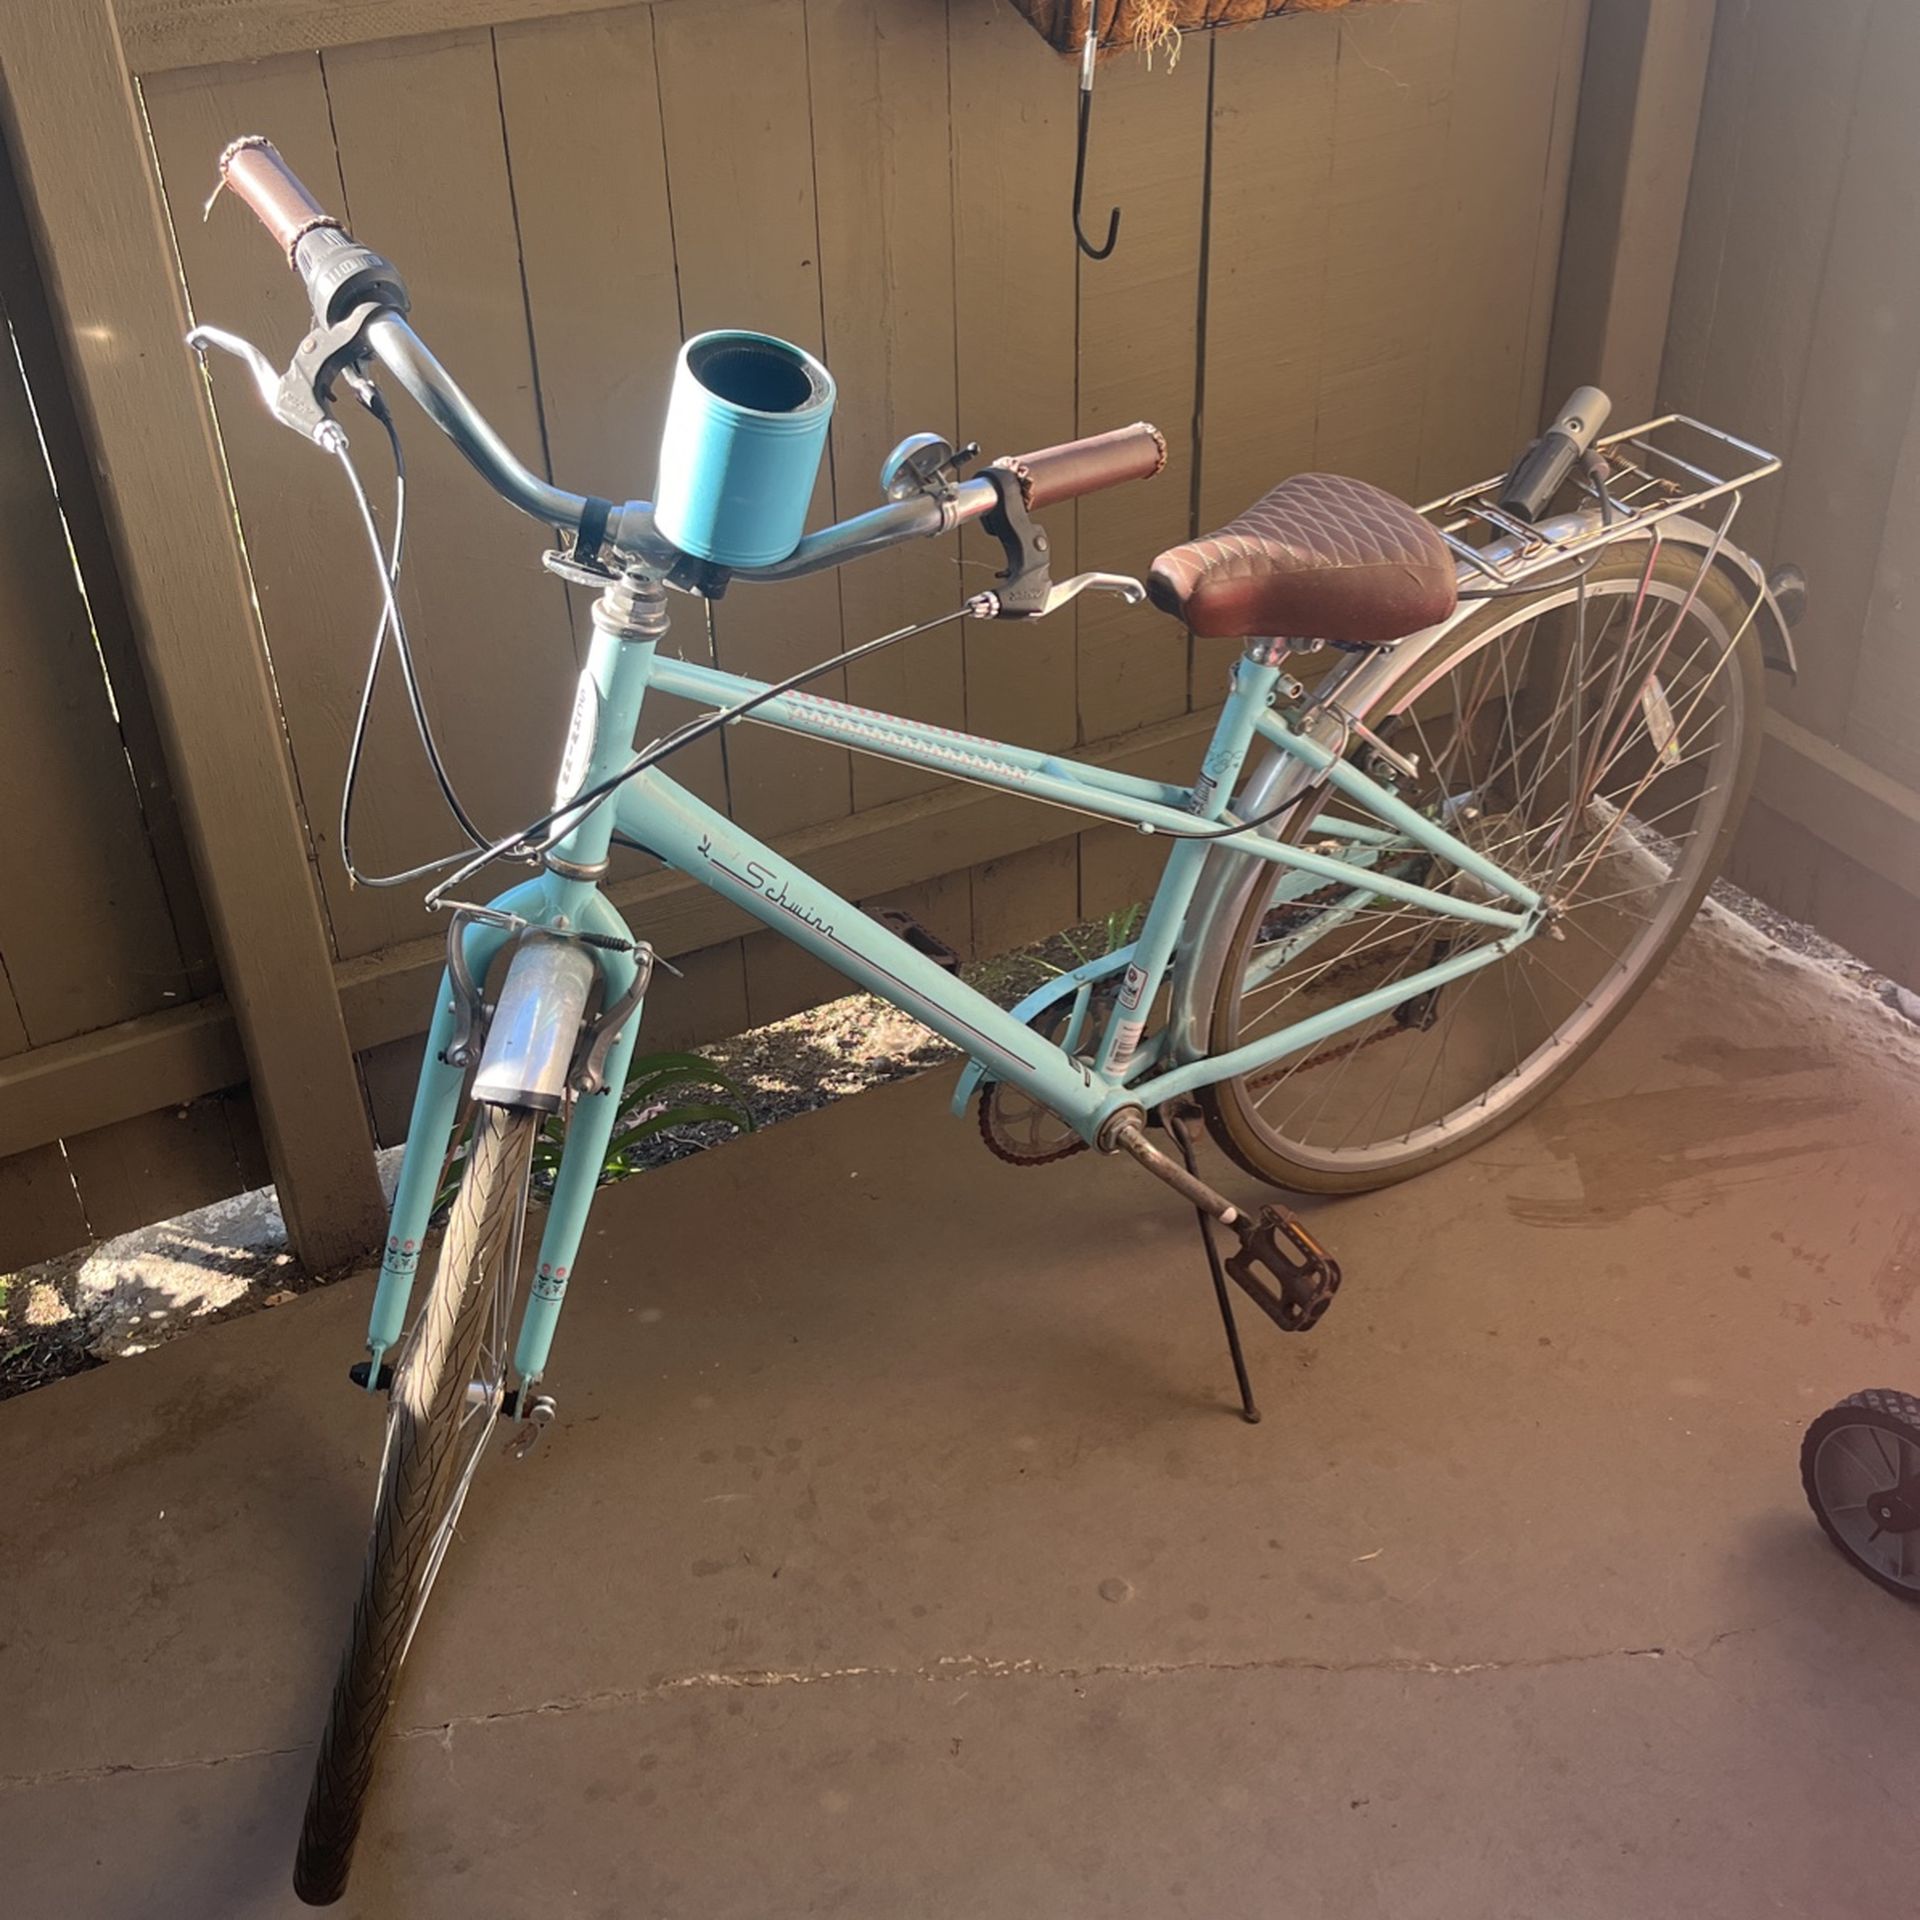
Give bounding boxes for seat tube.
[1095,650,1282,1078]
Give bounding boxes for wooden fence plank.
[0,297,195,1042]
[949,0,1081,758]
[491,5,729,823]
[0,0,385,1269]
[1659,0,1875,562]
[1765,0,1920,752]
[1194,10,1338,703]
[972,837,1080,956]
[947,0,1082,950]
[1516,0,1590,439]
[122,0,627,73]
[1647,0,1920,977]
[0,996,246,1161]
[0,135,217,1003]
[1844,379,1920,793]
[1074,38,1208,746]
[0,1147,88,1270]
[1416,0,1581,498]
[321,28,585,896]
[140,57,400,953]
[653,0,851,839]
[1197,11,1339,532]
[1078,822,1165,925]
[806,0,967,812]
[1542,0,1714,431]
[634,940,751,1053]
[59,1100,258,1242]
[1310,0,1461,498]
[0,977,28,1057]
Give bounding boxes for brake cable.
[328,380,504,886]
[419,600,980,910]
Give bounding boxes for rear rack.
[1421,414,1781,590]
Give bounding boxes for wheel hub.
[1868,1482,1920,1535]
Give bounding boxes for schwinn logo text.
[696,836,836,939]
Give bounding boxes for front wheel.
[1200,545,1764,1192]
[293,1102,538,1906]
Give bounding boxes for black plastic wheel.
[1801,1388,1920,1601]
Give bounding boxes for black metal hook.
[1073,0,1121,261]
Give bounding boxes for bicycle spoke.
[1219,561,1749,1169]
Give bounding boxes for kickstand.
[1165,1108,1260,1424]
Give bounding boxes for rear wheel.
[1200,545,1764,1192]
[293,1102,537,1906]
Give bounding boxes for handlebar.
[218,136,340,259]
[993,423,1167,509]
[210,135,1164,585]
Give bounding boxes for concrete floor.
[4,906,1919,1919]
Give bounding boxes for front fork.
[364,576,665,1402]
[362,882,648,1402]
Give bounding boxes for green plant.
[434,1049,754,1215]
[1053,901,1144,973]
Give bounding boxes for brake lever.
[187,324,288,418]
[187,322,347,450]
[967,571,1146,620]
[189,300,391,453]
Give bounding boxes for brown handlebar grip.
[992,422,1168,510]
[216,135,343,263]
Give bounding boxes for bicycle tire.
[1198,547,1765,1192]
[293,1102,537,1906]
[1801,1388,1920,1600]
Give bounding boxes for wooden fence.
[0,0,1592,1270]
[0,138,268,1262]
[1661,0,1920,987]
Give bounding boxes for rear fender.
[1164,510,1792,1064]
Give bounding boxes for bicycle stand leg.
[1165,1108,1260,1425]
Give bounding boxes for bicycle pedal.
[871,907,962,974]
[1223,1205,1342,1334]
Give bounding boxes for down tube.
[616,771,1105,1130]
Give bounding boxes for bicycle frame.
[362,596,1543,1391]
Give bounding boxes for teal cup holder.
[653,330,836,569]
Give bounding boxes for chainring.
[978,1077,1088,1166]
[977,993,1105,1167]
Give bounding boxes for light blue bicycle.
[193,140,1802,1905]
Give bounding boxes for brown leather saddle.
[1147,472,1457,645]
